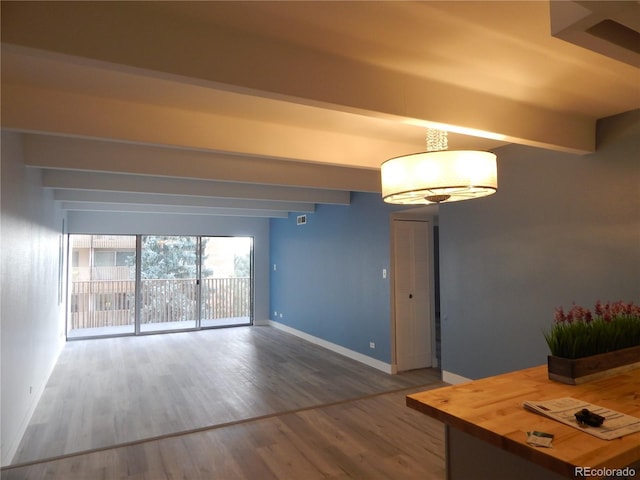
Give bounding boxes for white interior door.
[393,220,432,371]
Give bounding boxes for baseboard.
[1,332,65,467]
[442,370,472,385]
[2,367,53,466]
[266,320,394,374]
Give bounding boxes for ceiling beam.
[7,83,401,176]
[42,170,351,205]
[53,190,316,213]
[1,2,595,153]
[60,202,290,218]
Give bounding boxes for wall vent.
[297,214,307,225]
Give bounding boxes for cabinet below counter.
[407,365,640,480]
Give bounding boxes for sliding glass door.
[200,237,252,328]
[139,235,199,333]
[67,235,252,339]
[68,235,136,338]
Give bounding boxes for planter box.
[548,345,640,385]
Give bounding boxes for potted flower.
[544,300,640,384]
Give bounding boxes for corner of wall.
[442,370,473,385]
[267,320,394,374]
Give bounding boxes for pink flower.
[554,299,639,324]
[567,302,592,323]
[621,302,640,316]
[611,301,625,316]
[584,310,593,323]
[594,300,604,316]
[566,309,574,324]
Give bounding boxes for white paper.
[523,397,640,440]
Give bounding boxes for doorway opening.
[67,234,252,339]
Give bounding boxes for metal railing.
[71,235,136,249]
[69,277,250,330]
[73,266,134,282]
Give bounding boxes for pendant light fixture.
[381,128,497,204]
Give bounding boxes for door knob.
[409,294,413,299]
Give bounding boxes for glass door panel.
[67,234,136,338]
[139,235,198,333]
[200,237,252,328]
[68,234,253,339]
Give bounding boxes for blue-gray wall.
[1,132,67,465]
[269,192,404,363]
[439,110,640,379]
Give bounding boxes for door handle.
[409,294,413,299]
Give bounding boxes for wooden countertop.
[407,365,640,479]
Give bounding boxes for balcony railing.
[71,235,136,249]
[73,266,135,282]
[69,277,250,330]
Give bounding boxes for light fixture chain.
[426,128,448,152]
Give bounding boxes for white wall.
[1,131,67,465]
[67,211,270,322]
[439,110,640,380]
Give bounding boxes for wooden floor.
[3,325,446,479]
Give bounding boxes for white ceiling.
[1,1,639,217]
[151,1,637,117]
